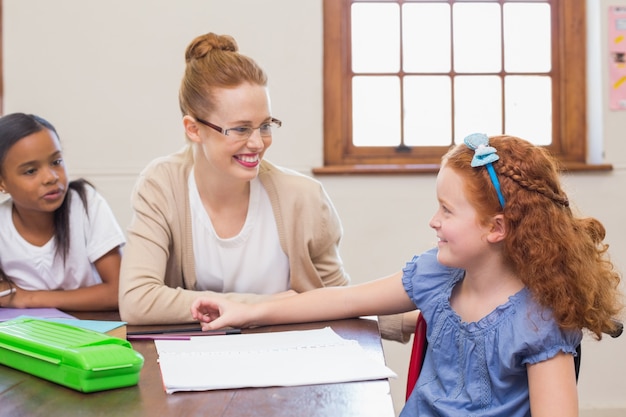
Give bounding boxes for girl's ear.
[183,115,202,143]
[487,214,506,243]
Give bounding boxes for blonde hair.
[444,135,623,339]
[179,32,268,118]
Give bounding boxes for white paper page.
[155,327,397,394]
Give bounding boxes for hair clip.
[463,133,506,209]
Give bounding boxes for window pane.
[454,75,502,143]
[404,76,452,146]
[504,3,551,72]
[352,76,401,146]
[505,76,552,145]
[352,3,400,73]
[403,3,451,73]
[453,3,501,73]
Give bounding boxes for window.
[318,0,601,174]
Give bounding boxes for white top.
[0,186,126,290]
[189,172,290,294]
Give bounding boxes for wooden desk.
[0,312,395,417]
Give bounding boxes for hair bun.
[185,33,238,62]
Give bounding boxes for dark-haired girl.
[0,113,124,310]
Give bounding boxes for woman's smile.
[234,153,260,168]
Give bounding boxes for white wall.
[3,0,625,415]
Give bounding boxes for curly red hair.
[444,135,623,339]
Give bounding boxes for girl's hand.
[0,280,14,308]
[191,296,254,331]
[0,280,29,308]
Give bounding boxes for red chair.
[406,311,428,401]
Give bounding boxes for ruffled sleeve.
[514,296,583,366]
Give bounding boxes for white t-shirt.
[0,186,126,290]
[189,172,290,294]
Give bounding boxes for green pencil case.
[0,317,144,392]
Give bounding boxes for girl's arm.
[191,270,416,330]
[5,247,121,311]
[527,351,578,417]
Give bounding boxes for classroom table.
[0,311,396,417]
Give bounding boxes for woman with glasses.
[118,32,411,342]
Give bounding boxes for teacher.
[119,32,411,342]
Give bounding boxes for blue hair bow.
[463,133,506,208]
[464,133,499,166]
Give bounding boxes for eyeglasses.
[195,117,282,142]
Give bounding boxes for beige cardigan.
[119,146,408,342]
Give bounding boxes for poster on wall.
[609,6,626,110]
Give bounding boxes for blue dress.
[400,248,582,417]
